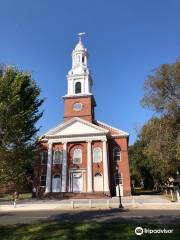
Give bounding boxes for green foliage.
[141,60,180,116]
[0,65,44,189]
[130,59,180,187]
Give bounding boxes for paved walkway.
[0,195,179,211]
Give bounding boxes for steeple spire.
[65,34,93,96]
[63,34,96,123]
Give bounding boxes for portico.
[44,118,110,194]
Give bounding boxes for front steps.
[43,192,110,199]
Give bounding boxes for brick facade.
[34,135,131,196]
[34,37,131,198]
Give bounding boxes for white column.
[102,140,110,192]
[87,140,93,192]
[62,141,67,192]
[45,142,53,193]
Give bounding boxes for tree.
[141,60,180,116]
[129,59,180,189]
[129,137,156,189]
[140,116,179,184]
[0,65,44,190]
[141,59,180,183]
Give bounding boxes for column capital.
[86,140,92,143]
[102,139,107,142]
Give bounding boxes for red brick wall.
[35,137,131,196]
[108,137,131,196]
[63,96,94,122]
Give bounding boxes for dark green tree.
[0,65,44,190]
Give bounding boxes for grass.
[0,222,179,240]
[0,193,32,201]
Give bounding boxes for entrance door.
[94,173,103,191]
[52,175,61,192]
[72,172,82,192]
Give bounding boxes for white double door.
[72,172,83,192]
[52,175,61,192]
[94,175,103,191]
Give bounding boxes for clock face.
[73,102,83,111]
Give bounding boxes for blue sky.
[0,0,180,144]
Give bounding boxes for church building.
[34,35,131,197]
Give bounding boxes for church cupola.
[66,33,93,96]
[63,33,96,123]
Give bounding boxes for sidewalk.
[0,195,180,211]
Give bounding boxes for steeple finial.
[78,32,86,42]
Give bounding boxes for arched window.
[93,147,102,163]
[73,149,82,164]
[113,147,121,162]
[75,82,81,94]
[53,174,60,179]
[41,151,48,164]
[53,150,63,164]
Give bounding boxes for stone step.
[43,192,110,199]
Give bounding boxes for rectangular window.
[40,175,46,187]
[41,151,48,164]
[113,148,121,162]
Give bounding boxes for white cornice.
[47,135,107,144]
[96,120,129,137]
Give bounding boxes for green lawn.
[0,222,179,240]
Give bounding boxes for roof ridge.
[96,120,129,136]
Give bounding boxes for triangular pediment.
[43,117,108,137]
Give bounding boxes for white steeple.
[66,33,93,96]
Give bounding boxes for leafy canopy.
[0,65,44,188]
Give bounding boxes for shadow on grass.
[0,221,180,240]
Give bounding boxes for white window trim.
[75,81,82,94]
[73,148,82,164]
[53,150,63,164]
[113,147,121,162]
[93,147,102,163]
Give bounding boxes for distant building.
[34,35,131,197]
